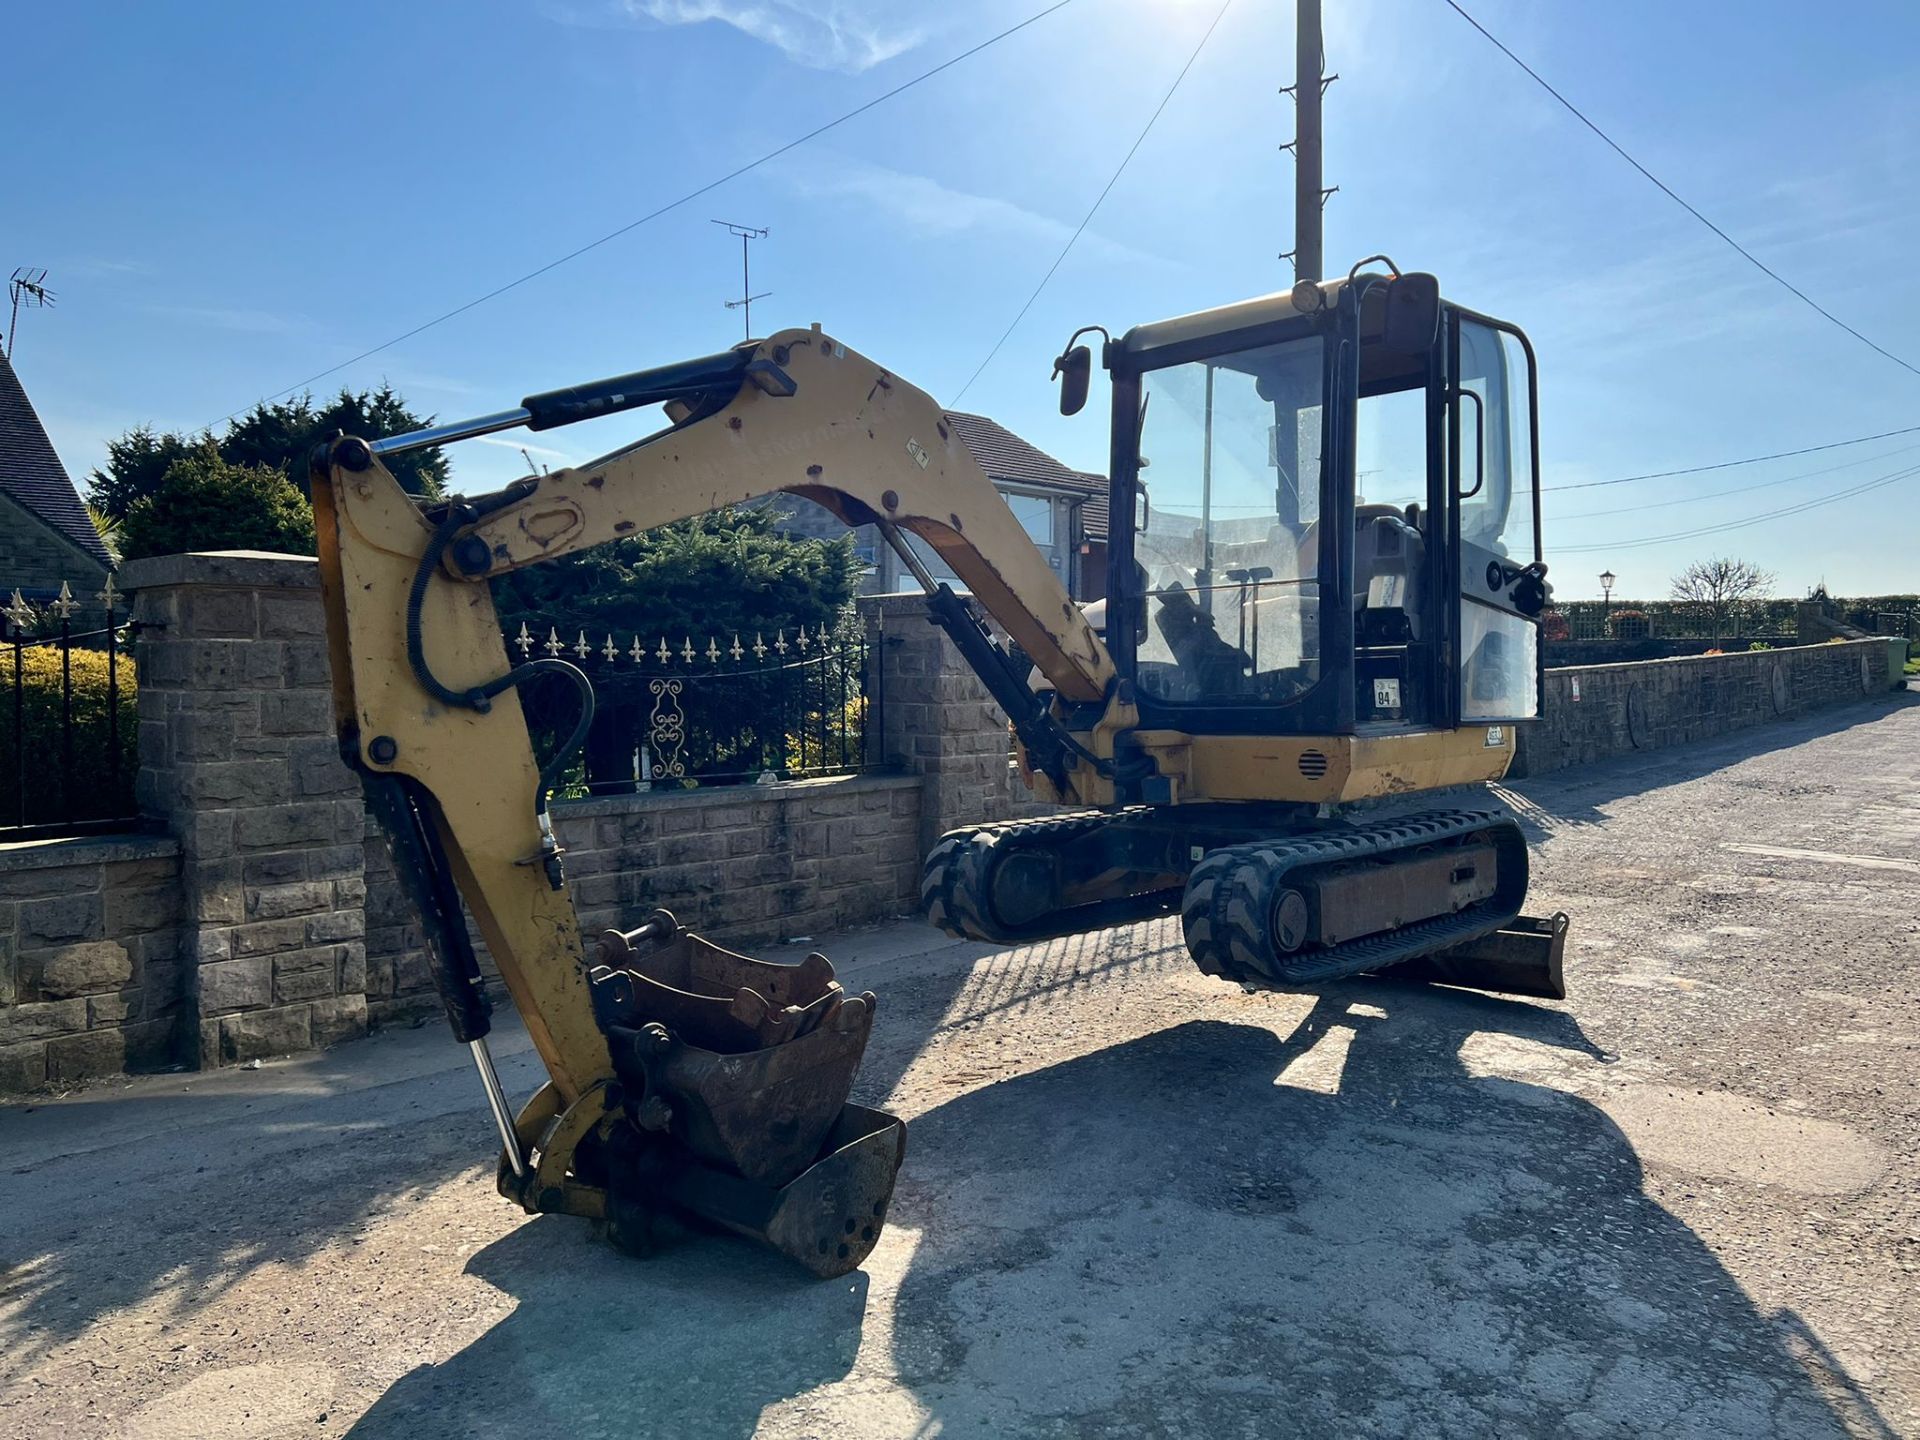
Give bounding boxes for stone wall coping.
[860,591,932,606]
[118,550,319,593]
[0,830,179,873]
[1545,636,1891,679]
[859,592,941,618]
[552,770,915,819]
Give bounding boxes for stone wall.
[1544,636,1782,667]
[1512,637,1904,778]
[1,554,1904,1094]
[864,593,1021,852]
[0,835,182,1089]
[120,552,369,1068]
[364,774,921,1026]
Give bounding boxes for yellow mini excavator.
[313,262,1566,1277]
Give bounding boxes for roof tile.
[945,409,1109,540]
[0,351,112,566]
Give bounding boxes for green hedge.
[0,644,139,828]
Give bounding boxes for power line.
[951,0,1234,405]
[1439,0,1920,384]
[1548,440,1920,520]
[205,0,1082,430]
[1541,422,1920,492]
[1555,457,1920,553]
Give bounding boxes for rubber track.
[921,809,1179,944]
[1181,808,1529,987]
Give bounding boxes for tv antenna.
[711,220,770,340]
[6,268,54,361]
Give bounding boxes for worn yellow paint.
[1127,726,1513,804]
[314,456,610,1106]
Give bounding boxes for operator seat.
[1292,504,1426,635]
[1354,503,1425,641]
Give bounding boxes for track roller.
[921,810,1183,944]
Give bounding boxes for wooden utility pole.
[1283,1,1334,283]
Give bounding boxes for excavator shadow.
[345,1217,871,1439]
[344,967,1894,1437]
[342,929,1164,1439]
[881,989,1890,1436]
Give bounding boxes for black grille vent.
[1298,750,1329,779]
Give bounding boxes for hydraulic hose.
[405,509,596,815]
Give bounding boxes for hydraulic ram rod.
[469,1038,526,1179]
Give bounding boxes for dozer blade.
[1372,911,1569,1000]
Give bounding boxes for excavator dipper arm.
[310,326,1120,1276]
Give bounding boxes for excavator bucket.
[659,1104,906,1280]
[580,912,905,1276]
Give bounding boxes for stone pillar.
[862,593,1014,854]
[121,551,368,1066]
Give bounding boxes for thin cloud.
[781,154,1175,269]
[385,367,483,399]
[64,257,155,279]
[143,303,303,335]
[616,0,923,72]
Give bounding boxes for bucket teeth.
[662,1104,906,1279]
[587,920,902,1275]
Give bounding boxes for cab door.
[1445,313,1544,726]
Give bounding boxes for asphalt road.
[3,690,1916,1439]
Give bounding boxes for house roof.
[944,409,1109,540]
[0,350,112,567]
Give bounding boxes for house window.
[904,533,966,593]
[1005,493,1054,546]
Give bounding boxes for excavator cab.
[1098,267,1547,747]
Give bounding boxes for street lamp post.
[1599,569,1616,630]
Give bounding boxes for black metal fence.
[1867,610,1919,642]
[1548,599,1801,643]
[510,619,879,796]
[0,582,139,839]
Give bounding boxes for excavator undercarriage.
[923,804,1564,997]
[313,264,1569,1279]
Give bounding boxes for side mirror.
[1383,272,1441,353]
[1052,345,1092,416]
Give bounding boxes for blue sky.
[5,0,1917,600]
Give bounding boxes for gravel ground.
[2,690,1916,1439]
